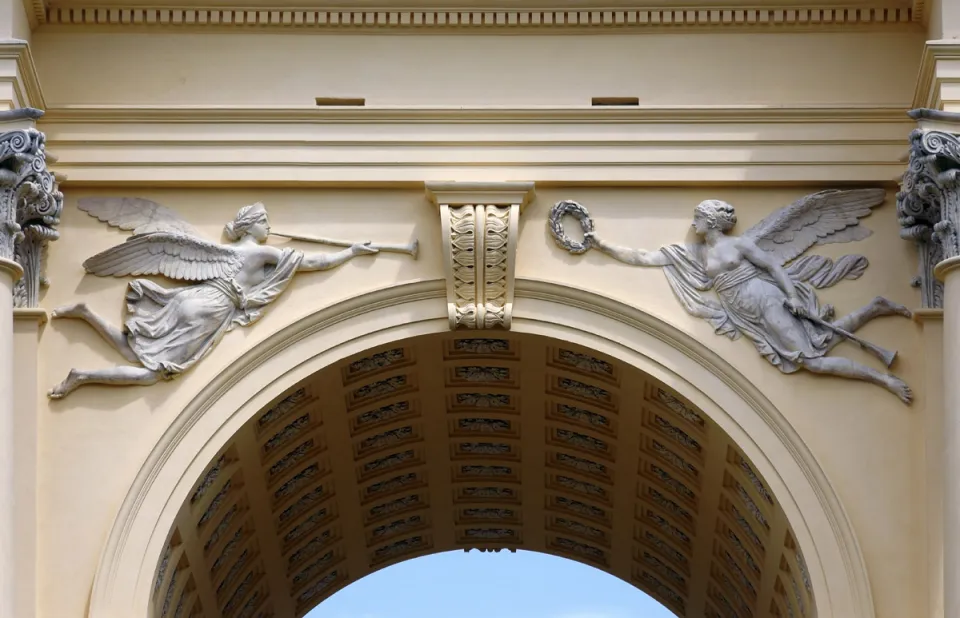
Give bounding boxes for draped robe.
[658,244,867,373]
[123,248,304,377]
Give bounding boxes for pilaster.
[0,40,44,112]
[425,182,535,330]
[914,42,960,114]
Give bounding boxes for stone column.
[898,108,960,618]
[0,108,61,618]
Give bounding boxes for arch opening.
[88,282,873,618]
[153,331,816,618]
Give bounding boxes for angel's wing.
[83,232,244,281]
[78,197,204,237]
[743,188,886,265]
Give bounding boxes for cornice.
[41,4,917,31]
[38,104,914,185]
[40,104,912,124]
[0,40,46,111]
[912,40,960,110]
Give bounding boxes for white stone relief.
[551,191,914,403]
[278,487,326,526]
[651,440,699,478]
[204,504,240,553]
[639,571,685,612]
[463,507,515,520]
[554,536,605,562]
[217,552,249,600]
[369,495,421,518]
[722,550,758,599]
[642,551,688,590]
[283,511,329,545]
[556,428,609,453]
[257,388,308,432]
[735,482,769,529]
[464,528,517,540]
[643,531,689,567]
[556,452,608,476]
[223,572,255,615]
[374,535,425,561]
[557,404,611,428]
[557,349,614,377]
[352,376,407,401]
[288,532,334,567]
[273,464,320,501]
[347,348,405,377]
[456,393,510,408]
[558,377,610,402]
[268,440,314,480]
[453,338,510,354]
[725,529,760,576]
[198,479,233,528]
[191,454,228,505]
[654,415,702,453]
[555,517,605,540]
[263,415,310,456]
[555,496,606,520]
[458,442,511,455]
[730,505,764,549]
[359,427,414,452]
[356,402,411,429]
[292,551,335,590]
[372,515,423,540]
[454,366,510,382]
[296,570,340,605]
[49,200,414,398]
[651,464,696,501]
[365,473,419,498]
[556,475,607,498]
[738,456,774,505]
[656,388,705,428]
[461,464,512,476]
[458,418,511,433]
[448,205,478,328]
[363,450,415,474]
[648,487,693,523]
[462,486,514,500]
[646,510,691,547]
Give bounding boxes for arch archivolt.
[89,279,873,618]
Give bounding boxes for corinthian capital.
[0,108,63,308]
[897,109,960,308]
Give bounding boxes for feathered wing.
[77,197,204,237]
[743,188,886,265]
[83,232,244,281]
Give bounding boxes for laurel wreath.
[548,200,595,254]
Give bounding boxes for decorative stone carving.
[0,108,63,308]
[48,199,416,398]
[427,181,535,330]
[897,108,960,308]
[551,190,915,403]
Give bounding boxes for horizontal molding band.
[41,5,917,30]
[38,104,915,185]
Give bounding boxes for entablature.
[38,105,914,186]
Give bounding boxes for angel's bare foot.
[52,302,89,319]
[874,296,912,319]
[47,369,85,399]
[884,375,913,405]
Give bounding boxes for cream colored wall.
[1,0,31,40]
[38,185,924,618]
[29,30,925,107]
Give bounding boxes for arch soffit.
[87,278,874,618]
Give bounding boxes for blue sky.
[307,549,676,618]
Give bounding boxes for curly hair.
[694,199,737,232]
[224,202,268,241]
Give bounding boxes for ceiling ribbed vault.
[152,333,815,618]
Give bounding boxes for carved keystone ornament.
[427,182,535,330]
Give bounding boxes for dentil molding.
[37,3,917,30]
[426,181,534,330]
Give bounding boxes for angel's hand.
[351,241,380,256]
[786,297,807,317]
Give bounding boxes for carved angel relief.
[549,189,914,404]
[49,198,417,399]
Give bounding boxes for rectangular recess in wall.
[591,97,639,106]
[316,97,366,106]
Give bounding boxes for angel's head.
[225,202,270,242]
[693,199,737,235]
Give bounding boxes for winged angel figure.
[550,189,914,404]
[48,198,382,399]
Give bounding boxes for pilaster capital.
[897,108,960,307]
[0,110,63,308]
[426,181,535,330]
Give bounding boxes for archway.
[87,280,874,618]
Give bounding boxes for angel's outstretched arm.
[738,237,799,300]
[298,242,379,272]
[588,233,670,267]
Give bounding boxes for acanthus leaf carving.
[0,108,63,308]
[428,182,534,331]
[897,109,960,308]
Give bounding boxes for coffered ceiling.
[153,332,815,618]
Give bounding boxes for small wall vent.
[591,97,639,106]
[315,97,366,106]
